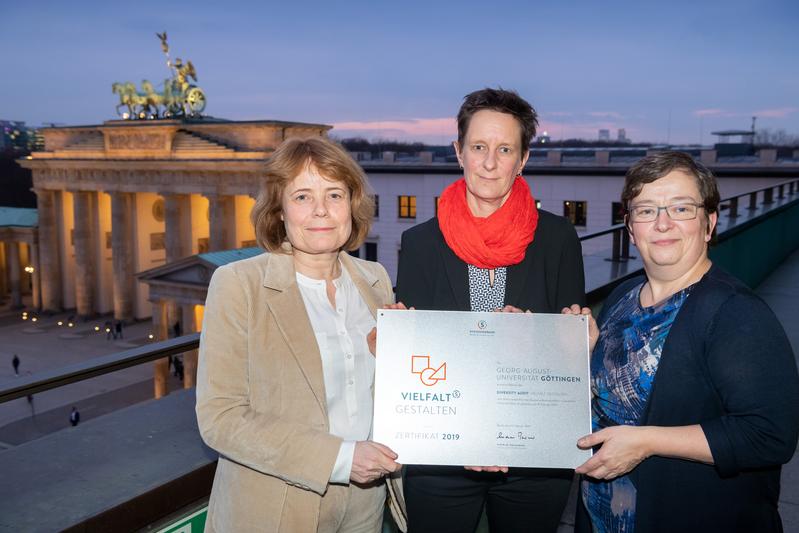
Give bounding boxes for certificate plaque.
[373,310,592,469]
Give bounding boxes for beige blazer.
[196,250,407,532]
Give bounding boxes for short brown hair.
[457,88,538,150]
[251,137,374,252]
[622,151,721,238]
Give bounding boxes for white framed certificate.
[373,310,592,469]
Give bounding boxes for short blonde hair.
[251,137,374,252]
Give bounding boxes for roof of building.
[711,130,754,136]
[197,247,263,267]
[0,207,37,227]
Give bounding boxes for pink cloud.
[692,108,736,118]
[332,117,456,138]
[587,111,624,119]
[752,107,799,118]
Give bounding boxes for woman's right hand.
[561,304,599,353]
[350,441,401,484]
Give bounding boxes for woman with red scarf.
[395,88,585,532]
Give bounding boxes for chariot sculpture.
[112,32,206,119]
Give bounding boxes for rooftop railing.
[0,176,797,531]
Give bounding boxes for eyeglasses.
[628,203,704,223]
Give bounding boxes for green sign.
[155,506,207,533]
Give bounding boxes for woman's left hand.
[367,302,414,356]
[575,426,651,480]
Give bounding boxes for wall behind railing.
[710,200,799,288]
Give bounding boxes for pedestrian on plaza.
[12,354,20,375]
[173,320,182,338]
[27,394,35,417]
[70,407,80,427]
[114,320,123,339]
[174,356,184,380]
[105,320,113,340]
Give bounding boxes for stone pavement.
[0,307,184,447]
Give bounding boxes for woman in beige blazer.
[196,137,406,532]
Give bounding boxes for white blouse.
[295,265,376,484]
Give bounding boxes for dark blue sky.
[2,0,797,144]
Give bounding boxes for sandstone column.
[205,193,235,252]
[164,193,192,261]
[29,239,41,310]
[181,303,198,388]
[152,299,170,399]
[72,191,97,317]
[163,194,191,328]
[7,241,21,308]
[110,192,136,322]
[34,189,62,311]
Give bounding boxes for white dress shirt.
[296,265,376,484]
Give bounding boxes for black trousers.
[404,465,573,533]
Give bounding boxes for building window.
[105,231,112,249]
[398,195,416,219]
[365,242,378,262]
[435,196,440,216]
[563,201,587,227]
[374,195,379,218]
[611,202,625,225]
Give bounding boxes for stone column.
[151,299,170,399]
[34,189,63,311]
[29,239,41,310]
[164,194,191,328]
[72,191,97,318]
[110,192,136,322]
[7,241,21,308]
[205,193,235,252]
[164,194,191,262]
[181,303,198,388]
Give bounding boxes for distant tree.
[754,128,799,147]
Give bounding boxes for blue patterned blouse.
[581,281,694,533]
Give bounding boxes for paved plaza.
[0,305,184,447]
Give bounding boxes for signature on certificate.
[497,431,536,441]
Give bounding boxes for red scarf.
[437,177,538,269]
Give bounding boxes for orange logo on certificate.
[411,355,447,386]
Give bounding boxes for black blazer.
[396,210,586,312]
[576,265,799,533]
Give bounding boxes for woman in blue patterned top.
[563,151,799,533]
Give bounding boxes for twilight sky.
[1,0,797,145]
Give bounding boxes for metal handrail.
[0,333,200,404]
[579,178,799,262]
[2,180,797,404]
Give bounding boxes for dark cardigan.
[578,265,799,533]
[396,210,586,312]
